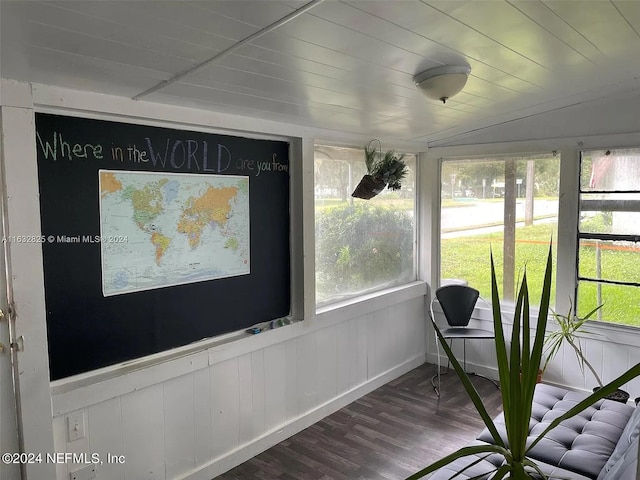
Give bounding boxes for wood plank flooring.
[217,362,503,480]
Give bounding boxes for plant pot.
[519,369,543,384]
[351,174,386,200]
[593,386,630,403]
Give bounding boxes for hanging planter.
[351,139,409,200]
[351,174,387,200]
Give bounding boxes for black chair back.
[435,285,480,327]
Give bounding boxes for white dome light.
[414,65,471,104]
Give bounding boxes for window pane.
[577,281,640,327]
[578,239,640,284]
[315,145,416,306]
[579,193,640,235]
[578,147,640,328]
[581,149,640,192]
[440,154,559,305]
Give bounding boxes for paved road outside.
[442,198,558,230]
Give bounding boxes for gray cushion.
[477,384,635,479]
[597,404,640,480]
[426,441,593,480]
[425,441,502,480]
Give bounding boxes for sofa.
[428,384,640,480]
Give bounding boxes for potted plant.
[351,139,409,199]
[543,302,630,403]
[408,245,640,480]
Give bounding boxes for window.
[577,148,640,326]
[314,144,417,306]
[440,153,559,306]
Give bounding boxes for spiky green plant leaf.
[408,243,640,480]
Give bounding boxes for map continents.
[99,170,250,296]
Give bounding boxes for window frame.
[575,148,640,326]
[313,142,420,309]
[437,152,560,309]
[425,137,640,349]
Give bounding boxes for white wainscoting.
[50,289,427,480]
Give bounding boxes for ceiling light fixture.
[414,65,471,104]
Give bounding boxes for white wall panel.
[250,350,266,439]
[335,321,351,394]
[353,315,368,388]
[284,339,299,422]
[315,326,338,405]
[263,343,287,432]
[368,310,387,377]
[121,384,165,480]
[583,338,605,389]
[296,333,318,414]
[193,368,213,467]
[52,414,68,480]
[238,353,254,445]
[626,348,640,400]
[88,398,125,480]
[387,303,404,370]
[407,297,427,360]
[561,341,587,390]
[164,374,196,479]
[210,357,240,460]
[602,341,630,387]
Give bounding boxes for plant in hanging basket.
[373,149,408,191]
[352,140,409,199]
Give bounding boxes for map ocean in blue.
[113,271,129,289]
[163,180,180,204]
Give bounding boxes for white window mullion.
[556,146,580,314]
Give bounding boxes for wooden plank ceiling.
[2,0,640,146]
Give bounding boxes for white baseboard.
[178,354,426,480]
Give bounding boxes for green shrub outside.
[315,203,414,303]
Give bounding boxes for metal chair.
[430,284,497,396]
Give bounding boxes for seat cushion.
[597,403,640,480]
[477,383,635,479]
[425,441,502,480]
[425,441,593,480]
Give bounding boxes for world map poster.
[99,170,250,296]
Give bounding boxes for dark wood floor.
[217,363,503,480]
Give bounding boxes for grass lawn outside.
[441,222,640,327]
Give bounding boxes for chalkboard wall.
[35,114,290,380]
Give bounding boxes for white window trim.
[312,143,421,310]
[426,134,640,348]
